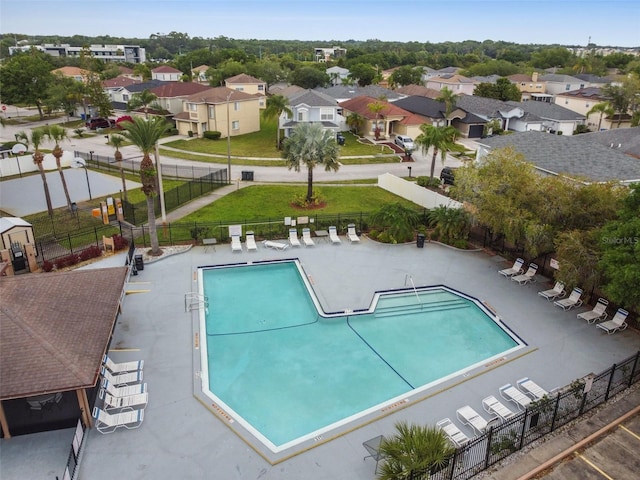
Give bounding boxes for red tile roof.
[338,96,412,119]
[103,76,141,88]
[151,82,212,98]
[152,65,182,74]
[0,267,129,400]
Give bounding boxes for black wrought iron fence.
[407,350,640,480]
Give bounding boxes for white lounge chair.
[289,228,301,247]
[516,377,548,400]
[102,355,143,374]
[596,308,629,334]
[245,231,258,251]
[101,366,143,386]
[101,379,147,398]
[231,234,242,252]
[302,228,315,247]
[328,226,341,244]
[499,258,524,278]
[262,240,288,251]
[436,418,470,447]
[511,263,538,285]
[537,281,566,301]
[99,389,148,411]
[482,395,515,422]
[554,287,583,310]
[347,224,360,243]
[577,298,609,324]
[456,405,490,435]
[92,406,144,434]
[499,383,532,411]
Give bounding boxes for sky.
[1,0,639,47]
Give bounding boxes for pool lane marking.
[620,424,640,441]
[576,454,614,480]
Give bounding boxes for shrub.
[190,226,210,242]
[168,127,179,135]
[417,176,441,188]
[79,245,102,261]
[55,254,80,270]
[203,130,222,140]
[112,235,129,251]
[42,260,54,272]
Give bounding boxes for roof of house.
[118,66,134,74]
[471,74,502,84]
[0,217,31,234]
[455,95,519,118]
[573,73,609,84]
[125,80,169,93]
[573,127,640,158]
[0,267,129,400]
[287,89,337,107]
[103,76,141,88]
[506,100,585,121]
[478,131,640,184]
[554,87,604,100]
[508,74,535,83]
[326,66,349,74]
[191,65,210,73]
[268,84,305,96]
[337,96,411,119]
[225,73,264,84]
[316,85,403,101]
[150,82,211,98]
[539,74,583,83]
[152,65,182,74]
[184,86,257,104]
[392,96,447,120]
[395,85,442,99]
[428,74,476,85]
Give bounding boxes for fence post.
[629,351,640,388]
[448,448,459,480]
[604,363,617,401]
[550,393,561,431]
[484,426,494,469]
[68,233,73,255]
[518,411,528,450]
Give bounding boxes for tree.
[377,421,454,480]
[85,71,113,118]
[133,63,152,80]
[586,102,615,131]
[601,84,630,128]
[17,129,54,216]
[435,87,457,125]
[474,78,521,101]
[346,112,366,135]
[367,101,385,140]
[44,125,73,210]
[554,230,603,293]
[47,74,87,120]
[389,65,422,88]
[347,63,376,86]
[0,49,55,119]
[281,123,340,203]
[128,89,159,118]
[121,117,170,256]
[428,206,469,243]
[263,94,292,149]
[415,124,462,180]
[369,203,421,243]
[290,66,329,89]
[109,134,128,201]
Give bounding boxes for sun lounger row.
[437,377,550,447]
[498,259,538,285]
[228,225,360,252]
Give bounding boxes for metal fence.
[62,419,86,480]
[406,350,640,480]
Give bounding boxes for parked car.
[440,166,457,185]
[394,135,415,151]
[85,118,115,130]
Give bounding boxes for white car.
[394,135,415,151]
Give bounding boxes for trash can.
[416,233,426,248]
[241,171,254,181]
[134,254,144,271]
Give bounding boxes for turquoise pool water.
[200,261,520,452]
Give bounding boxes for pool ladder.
[404,274,422,306]
[184,292,209,312]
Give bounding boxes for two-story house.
[280,89,345,138]
[150,82,212,115]
[425,74,477,96]
[553,87,631,130]
[106,80,167,111]
[539,74,586,95]
[326,66,350,86]
[508,72,545,101]
[191,65,210,84]
[224,74,267,108]
[151,66,183,82]
[174,87,261,138]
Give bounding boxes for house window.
[565,100,568,104]
[123,94,129,101]
[258,85,264,91]
[585,103,590,108]
[320,109,334,121]
[297,111,305,121]
[232,120,239,130]
[565,84,570,91]
[522,83,527,87]
[208,106,215,118]
[580,84,585,89]
[188,103,197,112]
[235,87,244,91]
[234,101,240,111]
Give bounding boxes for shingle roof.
[287,89,337,107]
[125,80,169,93]
[395,85,441,99]
[455,96,517,118]
[152,65,182,74]
[225,73,264,84]
[573,127,640,158]
[150,82,211,98]
[392,96,447,119]
[539,74,583,83]
[0,267,129,399]
[478,131,640,184]
[506,100,585,121]
[184,86,256,103]
[316,85,403,101]
[102,76,141,88]
[554,87,604,100]
[573,74,609,84]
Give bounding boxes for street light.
[226,90,233,183]
[71,157,92,200]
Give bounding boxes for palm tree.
[121,116,170,256]
[415,124,462,180]
[44,125,72,210]
[281,123,340,203]
[369,203,421,243]
[18,129,55,217]
[109,134,128,201]
[436,87,457,125]
[428,206,469,243]
[346,112,365,135]
[128,89,158,118]
[263,94,292,149]
[367,101,385,140]
[587,102,615,131]
[378,421,455,480]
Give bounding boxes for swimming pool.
[198,260,523,454]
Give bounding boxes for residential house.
[508,72,545,101]
[425,74,477,95]
[554,87,632,130]
[174,87,261,138]
[152,66,183,82]
[573,73,610,87]
[106,80,167,111]
[338,96,420,139]
[477,131,640,185]
[471,74,502,85]
[191,65,210,84]
[224,73,267,108]
[316,85,403,104]
[150,82,212,115]
[539,74,586,95]
[392,96,477,138]
[573,127,640,159]
[268,84,305,97]
[395,85,442,99]
[280,89,345,137]
[378,67,400,89]
[506,100,586,136]
[51,66,91,83]
[117,66,142,81]
[314,46,347,62]
[454,96,531,134]
[326,66,350,86]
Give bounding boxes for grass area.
[180,184,416,223]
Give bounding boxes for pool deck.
[2,238,639,480]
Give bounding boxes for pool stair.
[372,297,470,318]
[184,292,209,312]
